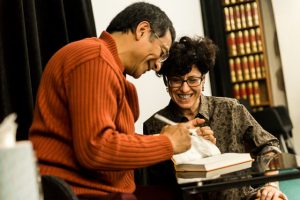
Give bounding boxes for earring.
[166,87,169,93]
[202,85,205,91]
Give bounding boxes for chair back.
[41,175,79,200]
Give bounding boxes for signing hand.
[161,118,205,154]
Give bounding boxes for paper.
[0,113,17,148]
[173,134,221,164]
[0,113,41,200]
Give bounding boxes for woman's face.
[167,65,204,112]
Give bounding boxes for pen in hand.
[154,114,198,136]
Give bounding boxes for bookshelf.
[200,0,273,111]
[223,0,273,110]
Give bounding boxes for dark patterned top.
[141,95,280,200]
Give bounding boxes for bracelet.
[264,182,279,189]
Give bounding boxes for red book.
[229,58,237,82]
[251,2,259,26]
[229,7,236,30]
[248,55,256,79]
[253,81,260,105]
[240,83,247,100]
[235,57,243,81]
[224,7,231,31]
[256,28,263,52]
[245,3,253,27]
[241,56,250,80]
[240,4,247,28]
[243,30,251,54]
[236,31,245,55]
[227,33,237,56]
[254,55,262,78]
[233,84,240,99]
[260,54,266,78]
[246,82,255,106]
[234,6,242,29]
[249,29,258,52]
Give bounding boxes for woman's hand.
[198,126,217,144]
[256,185,288,200]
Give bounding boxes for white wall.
[271,0,300,154]
[91,0,209,133]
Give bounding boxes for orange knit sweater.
[29,31,173,196]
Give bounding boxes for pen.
[154,114,198,136]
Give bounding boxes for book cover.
[173,153,253,172]
[176,159,253,180]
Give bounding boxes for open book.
[173,152,253,172]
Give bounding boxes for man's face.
[127,30,172,79]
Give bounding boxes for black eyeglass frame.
[152,31,169,63]
[167,76,204,88]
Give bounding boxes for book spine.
[224,7,231,31]
[240,83,247,100]
[224,0,230,6]
[235,57,243,81]
[247,82,255,106]
[253,81,260,105]
[240,4,247,29]
[248,55,256,79]
[233,84,240,99]
[229,7,236,31]
[256,28,263,52]
[245,3,253,27]
[237,31,245,55]
[241,56,250,80]
[251,2,259,26]
[234,5,242,30]
[249,29,258,53]
[229,58,237,82]
[227,33,237,56]
[243,30,251,54]
[254,55,262,79]
[260,54,266,78]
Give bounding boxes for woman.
[141,36,287,200]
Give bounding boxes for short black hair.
[158,36,218,79]
[106,2,176,42]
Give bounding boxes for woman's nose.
[180,81,190,92]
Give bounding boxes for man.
[29,2,203,200]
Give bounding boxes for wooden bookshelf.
[222,0,273,110]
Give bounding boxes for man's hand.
[161,118,205,154]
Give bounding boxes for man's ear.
[135,21,151,40]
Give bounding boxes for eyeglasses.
[168,76,204,88]
[153,31,169,63]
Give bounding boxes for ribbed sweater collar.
[99,31,124,73]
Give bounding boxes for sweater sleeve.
[66,58,173,170]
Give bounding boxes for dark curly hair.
[158,36,218,84]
